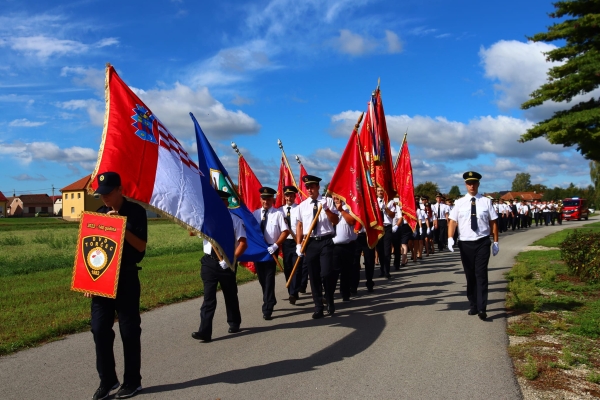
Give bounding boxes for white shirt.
[333,211,357,244]
[416,208,428,223]
[377,198,395,226]
[253,207,288,245]
[432,203,450,220]
[279,203,299,240]
[296,195,339,236]
[203,212,246,254]
[449,194,498,241]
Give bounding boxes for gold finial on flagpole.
[295,155,301,165]
[277,138,283,150]
[231,142,242,157]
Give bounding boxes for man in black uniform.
[89,172,147,400]
[192,190,247,342]
[278,185,302,304]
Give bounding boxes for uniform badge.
[82,236,118,281]
[99,175,105,181]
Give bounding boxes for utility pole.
[52,184,55,198]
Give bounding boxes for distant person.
[88,172,147,400]
[447,171,499,320]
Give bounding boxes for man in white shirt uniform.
[192,190,248,342]
[432,192,450,251]
[448,171,499,320]
[253,187,289,320]
[296,175,340,319]
[332,196,357,302]
[279,185,302,305]
[376,187,396,279]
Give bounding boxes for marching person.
[192,190,247,342]
[509,200,518,231]
[352,224,376,292]
[424,203,436,256]
[89,172,147,400]
[392,202,413,266]
[253,187,289,320]
[278,186,302,304]
[432,192,450,251]
[413,205,430,261]
[332,196,357,301]
[447,171,499,320]
[376,187,396,279]
[296,175,339,318]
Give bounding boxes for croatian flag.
[89,65,235,267]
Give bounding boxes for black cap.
[259,187,277,198]
[216,189,231,200]
[463,171,482,182]
[283,185,298,195]
[95,172,121,195]
[435,192,443,197]
[302,175,321,185]
[421,195,429,200]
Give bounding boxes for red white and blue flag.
[89,64,235,267]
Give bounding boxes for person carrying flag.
[296,175,339,319]
[253,187,288,320]
[278,185,302,304]
[192,190,247,342]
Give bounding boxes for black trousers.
[255,259,277,316]
[392,228,401,269]
[353,233,375,291]
[500,215,508,232]
[520,214,527,229]
[304,237,335,313]
[282,239,302,297]
[534,213,542,226]
[437,219,448,250]
[376,225,392,275]
[91,268,141,387]
[199,254,241,338]
[334,241,355,299]
[511,215,518,230]
[544,212,551,225]
[458,237,491,313]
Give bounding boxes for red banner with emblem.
[394,139,417,232]
[237,155,263,212]
[71,212,126,298]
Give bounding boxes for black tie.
[312,199,318,232]
[286,206,291,228]
[471,197,478,231]
[261,209,268,234]
[437,203,441,219]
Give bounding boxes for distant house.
[61,175,104,221]
[0,191,7,217]
[6,194,53,217]
[500,191,544,201]
[50,195,63,216]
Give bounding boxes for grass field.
[0,218,258,355]
[505,220,600,396]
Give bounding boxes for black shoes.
[379,271,385,277]
[312,311,324,319]
[93,381,119,400]
[289,295,297,305]
[228,326,240,333]
[468,309,478,316]
[263,314,273,320]
[326,303,335,316]
[191,331,211,342]
[385,273,392,279]
[478,311,487,320]
[299,287,307,294]
[115,383,142,399]
[342,297,350,302]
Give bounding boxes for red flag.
[275,156,300,208]
[237,155,262,212]
[298,163,309,201]
[360,88,396,201]
[328,115,383,248]
[394,138,417,232]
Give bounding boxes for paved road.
[0,219,592,399]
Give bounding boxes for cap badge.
[469,172,473,177]
[99,175,105,181]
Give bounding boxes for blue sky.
[1,0,596,198]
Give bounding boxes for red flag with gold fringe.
[275,156,300,208]
[394,138,417,232]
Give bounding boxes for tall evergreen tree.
[512,172,532,192]
[448,185,462,198]
[520,0,600,161]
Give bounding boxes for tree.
[591,161,600,207]
[415,181,440,202]
[448,185,462,198]
[520,1,600,161]
[512,173,532,192]
[530,183,548,194]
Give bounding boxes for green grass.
[532,221,600,248]
[0,218,259,355]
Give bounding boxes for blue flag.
[191,112,271,263]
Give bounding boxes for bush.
[560,230,600,283]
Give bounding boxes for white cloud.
[385,30,402,53]
[12,173,47,181]
[335,29,378,56]
[231,95,255,106]
[409,26,437,36]
[0,141,97,167]
[60,66,105,95]
[479,40,600,120]
[8,118,46,127]
[57,99,105,126]
[95,38,119,48]
[9,36,87,59]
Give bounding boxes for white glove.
[219,260,228,269]
[448,237,455,252]
[319,198,329,211]
[392,225,398,233]
[492,242,499,256]
[267,243,278,254]
[426,227,431,235]
[412,230,417,238]
[296,244,304,257]
[431,226,435,231]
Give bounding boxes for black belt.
[208,250,220,261]
[311,234,333,241]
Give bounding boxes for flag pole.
[230,142,284,272]
[394,131,408,170]
[286,204,322,288]
[277,139,301,190]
